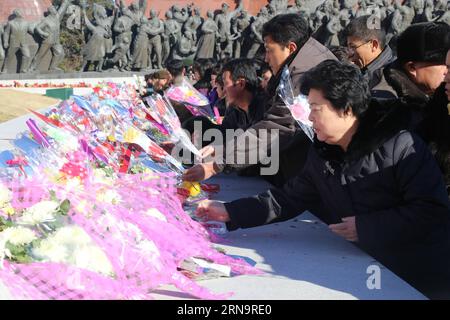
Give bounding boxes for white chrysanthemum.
[96,189,121,204]
[0,227,37,246]
[73,245,114,276]
[51,226,92,247]
[0,184,12,208]
[18,201,59,225]
[32,238,69,263]
[93,168,107,181]
[145,208,167,222]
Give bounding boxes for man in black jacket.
[195,60,450,299]
[181,59,266,149]
[372,22,449,102]
[183,14,336,186]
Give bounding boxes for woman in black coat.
[195,60,450,299]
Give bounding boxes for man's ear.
[403,61,417,78]
[288,41,298,54]
[371,39,380,52]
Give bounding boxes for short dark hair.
[300,60,370,119]
[222,58,259,93]
[144,74,152,82]
[257,62,272,77]
[216,74,224,87]
[211,64,223,76]
[343,15,386,49]
[193,59,215,82]
[166,60,185,78]
[262,13,310,49]
[328,46,351,63]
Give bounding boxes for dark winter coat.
[224,101,450,299]
[218,37,337,186]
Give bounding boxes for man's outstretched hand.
[195,200,230,222]
[182,162,220,182]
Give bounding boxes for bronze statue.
[184,7,202,43]
[215,1,243,59]
[148,9,164,70]
[172,29,197,61]
[81,7,111,72]
[232,10,251,58]
[132,16,155,71]
[162,10,181,63]
[196,10,218,60]
[29,0,71,73]
[2,9,35,73]
[246,7,268,59]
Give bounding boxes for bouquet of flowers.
[0,132,261,299]
[165,79,219,124]
[145,94,201,157]
[277,66,314,141]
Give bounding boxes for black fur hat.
[397,22,450,64]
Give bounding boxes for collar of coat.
[383,61,430,103]
[313,98,420,164]
[266,37,338,97]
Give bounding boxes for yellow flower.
[4,206,15,216]
[123,127,140,143]
[181,181,201,197]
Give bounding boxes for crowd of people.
[140,9,450,299]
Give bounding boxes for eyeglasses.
[347,40,372,52]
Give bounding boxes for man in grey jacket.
[343,15,396,89]
[183,14,337,186]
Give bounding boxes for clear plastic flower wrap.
[0,143,261,300]
[277,66,314,141]
[165,78,219,124]
[145,94,201,157]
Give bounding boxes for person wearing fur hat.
[372,22,449,103]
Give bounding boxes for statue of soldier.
[196,10,218,60]
[339,0,359,27]
[113,9,134,69]
[108,35,131,72]
[162,10,181,64]
[120,0,147,27]
[398,0,416,29]
[147,9,164,70]
[29,0,72,73]
[2,9,35,73]
[131,16,152,71]
[232,10,251,58]
[246,7,268,59]
[93,3,115,67]
[422,0,438,22]
[81,6,111,72]
[215,1,243,60]
[184,7,202,43]
[172,29,197,61]
[22,21,40,73]
[172,4,189,43]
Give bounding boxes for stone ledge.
[0,70,156,81]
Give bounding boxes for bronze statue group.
[0,0,448,74]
